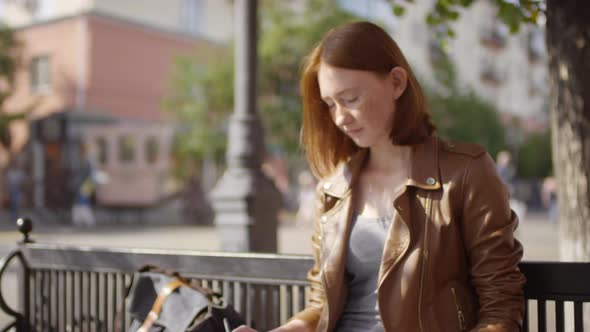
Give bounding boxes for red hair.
[300,21,435,178]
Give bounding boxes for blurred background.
[0,0,556,259]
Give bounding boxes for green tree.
[389,0,543,39]
[0,25,32,153]
[163,52,233,179]
[423,46,506,158]
[517,130,552,179]
[258,0,359,158]
[164,0,360,175]
[429,90,506,158]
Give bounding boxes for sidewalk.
[1,211,558,260]
[0,220,314,256]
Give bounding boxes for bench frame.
[1,236,590,331]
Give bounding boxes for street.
[0,211,560,259]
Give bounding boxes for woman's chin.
[350,137,371,148]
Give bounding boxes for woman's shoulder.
[438,138,487,160]
[435,137,497,180]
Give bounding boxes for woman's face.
[317,62,407,148]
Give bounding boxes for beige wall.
[200,0,233,42]
[0,0,92,26]
[92,0,184,34]
[349,0,548,118]
[93,0,233,42]
[451,1,548,117]
[1,0,234,42]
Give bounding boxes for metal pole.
[210,0,280,252]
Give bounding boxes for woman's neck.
[366,140,411,175]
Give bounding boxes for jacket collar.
[321,135,441,198]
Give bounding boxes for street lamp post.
[210,0,281,252]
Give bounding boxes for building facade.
[1,2,222,214]
[0,0,233,42]
[340,0,549,122]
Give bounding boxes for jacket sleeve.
[289,182,327,329]
[460,153,526,332]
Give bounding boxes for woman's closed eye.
[343,96,359,105]
[323,96,358,110]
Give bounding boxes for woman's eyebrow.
[321,87,357,101]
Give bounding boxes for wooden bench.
[1,223,589,332]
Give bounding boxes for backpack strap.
[136,278,187,332]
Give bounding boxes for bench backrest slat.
[520,262,590,299]
[21,244,313,284]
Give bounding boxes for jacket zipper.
[418,192,432,332]
[451,287,466,331]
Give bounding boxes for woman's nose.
[332,105,352,127]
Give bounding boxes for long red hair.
[300,21,435,178]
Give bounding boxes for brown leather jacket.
[291,136,525,332]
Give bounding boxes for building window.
[528,71,547,97]
[145,136,159,164]
[31,55,51,93]
[528,29,546,64]
[480,57,505,86]
[181,0,201,35]
[96,137,109,165]
[118,135,136,163]
[480,21,509,49]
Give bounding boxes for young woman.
[236,21,525,332]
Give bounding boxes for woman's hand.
[232,325,258,332]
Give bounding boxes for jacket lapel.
[320,149,367,283]
[319,137,443,316]
[378,136,442,287]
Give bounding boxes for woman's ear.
[389,67,408,100]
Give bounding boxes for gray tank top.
[335,214,392,332]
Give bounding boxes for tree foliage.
[391,0,550,172]
[165,0,545,177]
[517,130,552,179]
[424,51,506,158]
[164,0,359,172]
[163,51,233,178]
[429,91,507,157]
[388,0,544,39]
[258,0,359,157]
[0,25,30,150]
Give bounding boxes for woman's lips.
[345,128,362,135]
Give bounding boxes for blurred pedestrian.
[496,150,516,193]
[72,176,95,226]
[496,150,527,222]
[6,160,26,221]
[72,143,102,227]
[542,176,558,223]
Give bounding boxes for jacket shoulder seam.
[441,140,486,159]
